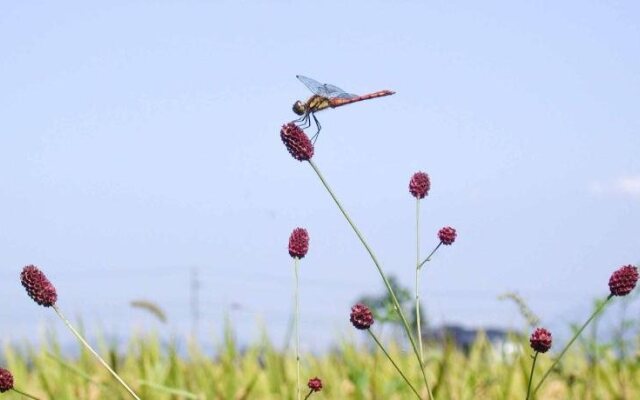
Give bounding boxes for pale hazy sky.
[1,1,638,348]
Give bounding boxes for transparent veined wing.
[323,83,358,99]
[296,75,358,99]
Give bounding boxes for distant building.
[425,324,522,355]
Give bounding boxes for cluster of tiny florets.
[530,327,552,353]
[280,122,314,161]
[0,368,13,393]
[438,226,457,245]
[409,171,431,199]
[350,303,374,330]
[20,265,58,307]
[307,377,323,392]
[288,228,309,259]
[609,265,639,297]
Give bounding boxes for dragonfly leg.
[311,113,321,144]
[303,115,311,129]
[294,113,312,130]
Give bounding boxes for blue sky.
[1,1,639,348]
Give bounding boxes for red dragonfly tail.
[329,90,395,108]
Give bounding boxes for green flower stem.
[415,199,425,367]
[418,243,442,269]
[532,295,612,395]
[53,305,142,400]
[303,389,314,400]
[525,352,539,400]
[308,159,433,400]
[368,329,422,399]
[12,388,41,400]
[294,257,301,400]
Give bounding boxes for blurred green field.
[2,325,639,400]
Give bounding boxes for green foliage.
[356,275,425,331]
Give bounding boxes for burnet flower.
[289,228,310,259]
[307,377,323,392]
[438,226,457,245]
[350,303,374,330]
[281,122,314,161]
[529,327,552,353]
[609,265,639,297]
[0,368,13,393]
[21,265,57,307]
[409,171,430,199]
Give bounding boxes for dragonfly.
[292,75,395,142]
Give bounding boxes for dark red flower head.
[281,122,314,161]
[409,171,430,199]
[350,303,374,330]
[307,377,323,392]
[21,265,58,307]
[609,265,639,297]
[530,327,552,353]
[0,367,14,393]
[438,226,457,245]
[288,228,309,259]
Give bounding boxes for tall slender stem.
[294,258,301,400]
[11,388,41,400]
[308,159,433,399]
[532,296,612,395]
[303,389,314,400]
[368,330,422,399]
[415,199,425,366]
[52,305,141,400]
[525,352,539,400]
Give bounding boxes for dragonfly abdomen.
[329,90,395,108]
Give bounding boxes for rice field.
[2,323,639,400]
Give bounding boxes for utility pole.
[190,267,200,339]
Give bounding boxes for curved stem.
[418,243,442,269]
[294,258,301,400]
[11,388,42,400]
[52,305,141,400]
[308,160,433,399]
[525,352,539,400]
[415,199,425,366]
[532,295,612,395]
[303,389,314,400]
[368,330,422,399]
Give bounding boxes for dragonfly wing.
[321,83,358,99]
[330,91,358,99]
[297,75,331,96]
[296,75,358,99]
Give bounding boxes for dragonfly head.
[292,100,306,116]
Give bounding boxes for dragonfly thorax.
[292,100,306,116]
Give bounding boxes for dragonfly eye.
[292,101,306,116]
